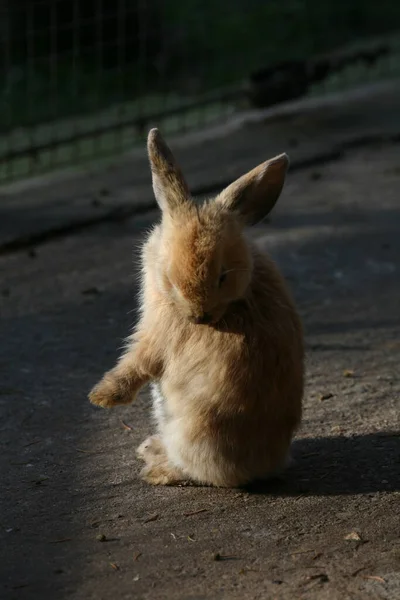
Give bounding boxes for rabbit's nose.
[191,312,212,325]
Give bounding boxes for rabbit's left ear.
[216,153,289,225]
[147,128,192,215]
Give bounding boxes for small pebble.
[213,552,222,561]
[344,531,362,542]
[319,392,334,401]
[82,286,102,296]
[343,369,355,378]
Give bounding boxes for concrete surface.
[1,136,399,599]
[1,79,400,252]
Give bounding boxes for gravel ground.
[0,142,399,600]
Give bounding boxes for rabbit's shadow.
[245,432,399,496]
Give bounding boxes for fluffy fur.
[89,128,304,487]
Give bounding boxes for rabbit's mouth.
[187,304,227,327]
[188,312,213,326]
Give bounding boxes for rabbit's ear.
[216,153,289,225]
[147,128,192,214]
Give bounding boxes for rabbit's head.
[147,128,289,325]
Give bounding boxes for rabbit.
[89,128,304,487]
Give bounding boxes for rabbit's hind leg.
[136,434,185,485]
[138,385,193,485]
[140,451,186,486]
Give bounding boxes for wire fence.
[1,0,400,183]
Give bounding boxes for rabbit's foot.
[140,460,186,486]
[136,435,164,461]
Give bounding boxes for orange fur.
[89,129,304,487]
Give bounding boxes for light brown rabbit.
[89,128,304,487]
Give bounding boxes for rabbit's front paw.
[89,370,137,408]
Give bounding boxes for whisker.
[194,203,202,223]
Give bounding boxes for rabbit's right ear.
[147,129,192,214]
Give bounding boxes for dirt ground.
[0,142,399,600]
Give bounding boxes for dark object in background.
[248,43,389,108]
[249,60,309,109]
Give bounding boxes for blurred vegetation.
[0,0,400,181]
[1,0,400,132]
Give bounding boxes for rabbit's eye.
[218,271,227,287]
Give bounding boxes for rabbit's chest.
[167,329,238,378]
[164,350,227,393]
[158,328,248,414]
